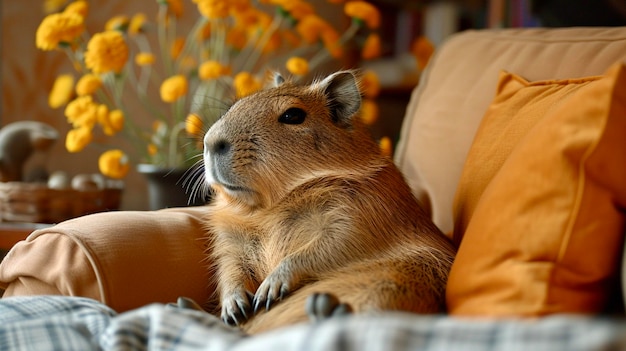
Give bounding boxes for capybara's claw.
[221,289,253,326]
[306,292,352,322]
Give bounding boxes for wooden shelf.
[0,222,49,252]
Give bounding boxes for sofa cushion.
[0,207,213,312]
[451,71,603,245]
[446,62,626,316]
[394,27,626,236]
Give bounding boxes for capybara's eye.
[278,107,306,125]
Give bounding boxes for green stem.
[95,83,116,109]
[132,34,153,94]
[157,4,174,77]
[125,70,168,124]
[193,80,226,125]
[99,72,146,161]
[176,17,208,68]
[168,121,186,168]
[62,46,85,73]
[238,14,283,73]
[215,19,227,64]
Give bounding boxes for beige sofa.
[1,26,626,324]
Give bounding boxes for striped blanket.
[1,296,625,351]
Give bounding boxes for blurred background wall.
[2,0,624,211]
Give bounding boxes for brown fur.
[200,71,455,334]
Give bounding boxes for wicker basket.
[0,182,123,223]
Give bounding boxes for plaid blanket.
[1,295,625,351]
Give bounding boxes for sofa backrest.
[394,26,626,235]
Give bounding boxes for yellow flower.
[152,120,165,132]
[43,0,67,14]
[99,108,125,136]
[252,11,273,31]
[198,22,212,41]
[321,29,342,58]
[129,13,148,35]
[65,95,98,128]
[282,29,301,47]
[185,113,204,136]
[234,72,262,98]
[226,28,247,50]
[105,15,130,31]
[84,31,129,74]
[160,75,188,103]
[164,0,184,18]
[194,0,230,19]
[171,37,185,60]
[358,99,378,125]
[108,109,125,133]
[261,32,282,54]
[412,36,434,71]
[98,149,130,179]
[40,0,378,177]
[63,0,89,18]
[360,70,380,98]
[180,56,198,71]
[48,74,75,109]
[344,1,380,29]
[147,143,158,156]
[135,52,156,66]
[232,7,260,27]
[96,103,109,130]
[229,0,251,14]
[75,74,102,96]
[275,0,315,21]
[199,60,231,80]
[36,12,85,50]
[379,136,392,157]
[362,33,381,60]
[296,15,330,44]
[286,57,309,76]
[66,126,93,153]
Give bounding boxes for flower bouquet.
[37,0,387,183]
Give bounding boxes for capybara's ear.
[272,72,285,87]
[313,71,361,126]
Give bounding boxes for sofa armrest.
[0,207,214,312]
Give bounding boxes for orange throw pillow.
[447,62,626,316]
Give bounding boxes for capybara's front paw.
[221,288,254,326]
[306,292,352,322]
[253,269,293,313]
